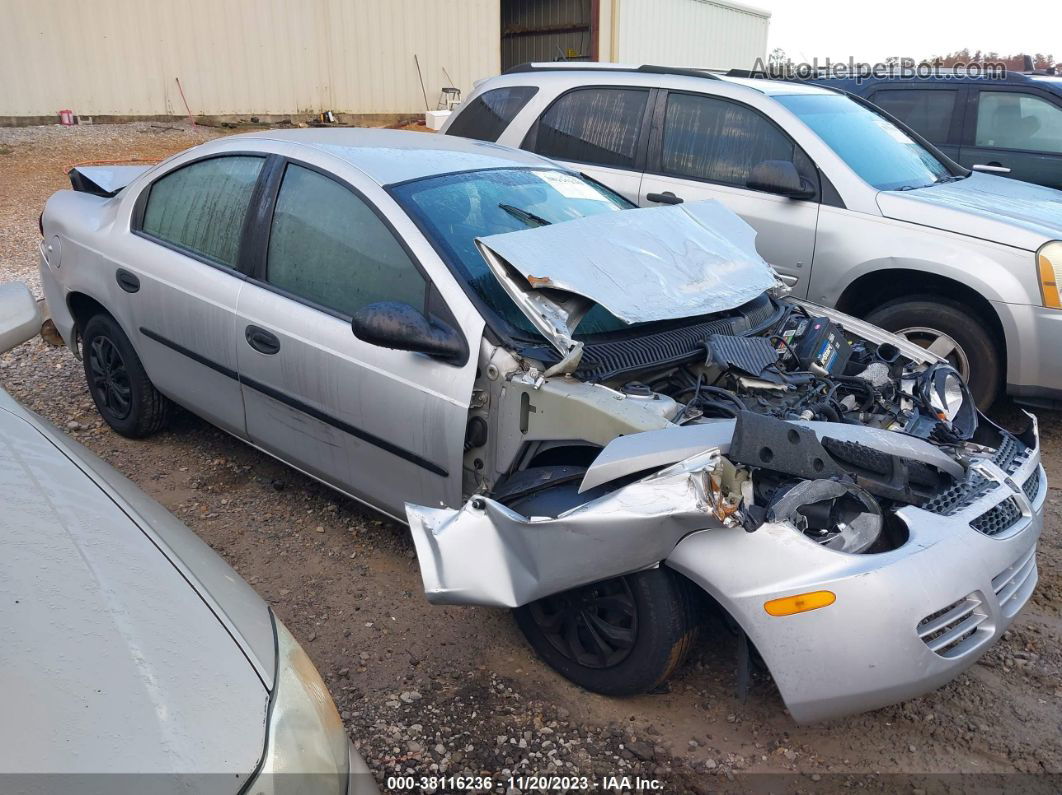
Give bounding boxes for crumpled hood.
[876,172,1062,251]
[0,404,266,785]
[477,200,777,331]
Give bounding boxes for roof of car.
[497,62,838,97]
[233,128,554,185]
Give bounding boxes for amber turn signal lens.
[1039,251,1061,310]
[764,590,836,617]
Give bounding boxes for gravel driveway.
[2,123,1061,793]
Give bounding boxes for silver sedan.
[37,130,1043,723]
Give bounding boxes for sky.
[751,0,1062,66]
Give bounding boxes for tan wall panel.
[0,0,501,117]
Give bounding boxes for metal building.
[502,0,770,72]
[0,0,769,125]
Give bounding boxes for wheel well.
[835,269,1006,355]
[67,292,112,333]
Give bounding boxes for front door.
[959,88,1062,189]
[640,91,820,297]
[235,161,478,518]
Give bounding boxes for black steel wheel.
[528,577,638,669]
[514,567,700,695]
[87,333,132,421]
[81,313,171,438]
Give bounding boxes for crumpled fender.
[406,450,722,608]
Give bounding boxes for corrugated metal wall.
[501,0,593,70]
[615,0,768,70]
[0,0,500,118]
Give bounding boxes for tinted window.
[777,93,951,190]
[446,86,539,142]
[531,88,649,168]
[267,164,426,317]
[872,89,957,143]
[391,168,630,337]
[976,91,1062,154]
[141,156,263,267]
[660,93,810,187]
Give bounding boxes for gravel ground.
[2,123,1061,793]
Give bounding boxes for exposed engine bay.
[607,297,984,554]
[448,292,1030,589]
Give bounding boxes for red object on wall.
[58,109,75,126]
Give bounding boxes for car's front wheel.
[865,296,1001,409]
[81,313,171,438]
[513,567,700,695]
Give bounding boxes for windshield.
[777,93,953,191]
[391,168,633,337]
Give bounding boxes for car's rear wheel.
[81,314,171,438]
[513,567,699,695]
[865,296,1001,409]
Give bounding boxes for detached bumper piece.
[406,450,721,608]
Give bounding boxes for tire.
[864,296,1001,410]
[81,313,171,438]
[514,568,700,695]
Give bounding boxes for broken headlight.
[912,363,978,439]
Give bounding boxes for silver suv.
[442,63,1062,409]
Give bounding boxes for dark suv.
[812,71,1062,190]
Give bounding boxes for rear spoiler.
[68,164,153,197]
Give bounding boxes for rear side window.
[446,86,539,142]
[141,156,264,267]
[266,164,426,317]
[871,89,957,143]
[976,91,1062,154]
[660,93,809,187]
[530,88,649,168]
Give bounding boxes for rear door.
[639,91,820,296]
[867,85,964,161]
[125,153,266,435]
[959,87,1062,188]
[521,86,653,202]
[234,157,480,519]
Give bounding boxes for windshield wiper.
[934,174,970,184]
[499,203,552,228]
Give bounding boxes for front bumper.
[995,299,1062,404]
[667,426,1043,724]
[347,742,380,795]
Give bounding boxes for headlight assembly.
[248,617,351,795]
[1037,240,1062,309]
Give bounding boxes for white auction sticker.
[534,169,611,201]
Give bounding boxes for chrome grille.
[917,594,988,657]
[993,547,1038,618]
[971,498,1022,536]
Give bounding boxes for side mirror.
[747,160,816,199]
[0,282,43,355]
[352,301,466,365]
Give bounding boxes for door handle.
[115,268,140,293]
[971,163,1011,174]
[646,191,684,205]
[245,325,281,355]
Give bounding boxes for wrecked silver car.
[40,131,1042,724]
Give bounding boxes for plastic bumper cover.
[667,436,1044,724]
